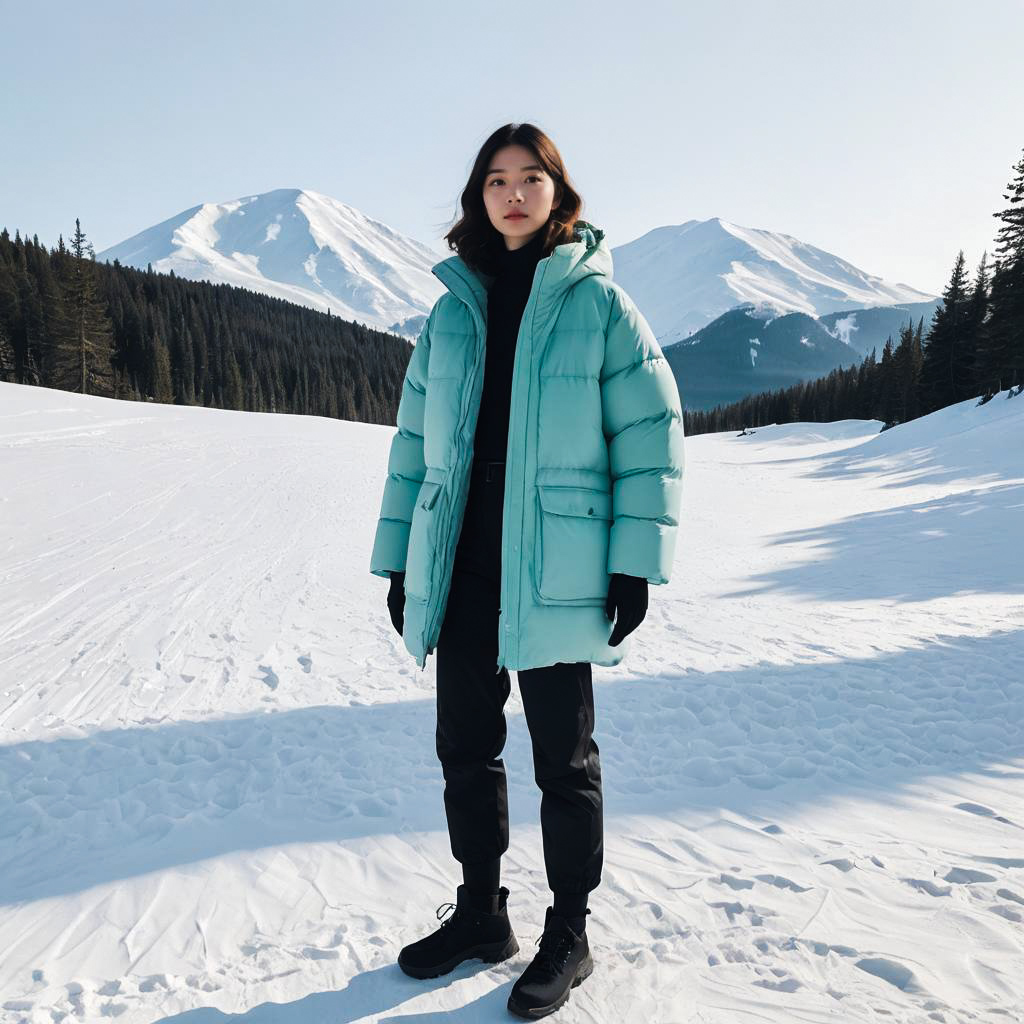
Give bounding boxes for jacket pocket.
[405,474,447,600]
[534,484,613,604]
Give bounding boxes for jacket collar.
[430,220,612,332]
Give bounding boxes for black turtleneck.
[473,231,546,463]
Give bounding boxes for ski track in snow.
[1,382,1022,1023]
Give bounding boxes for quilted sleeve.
[368,310,433,578]
[599,284,685,585]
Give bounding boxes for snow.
[827,312,860,348]
[1,381,1022,1023]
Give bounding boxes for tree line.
[0,219,412,425]
[685,146,1024,436]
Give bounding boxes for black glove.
[387,570,406,637]
[605,572,648,646]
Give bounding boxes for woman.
[369,123,684,1018]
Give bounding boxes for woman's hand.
[605,572,648,646]
[387,570,407,637]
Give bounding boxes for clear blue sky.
[2,0,1022,295]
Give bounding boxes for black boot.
[398,884,519,980]
[507,907,593,1018]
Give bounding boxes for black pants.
[435,459,603,896]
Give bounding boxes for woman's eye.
[488,176,543,186]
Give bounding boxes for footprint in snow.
[944,867,997,884]
[801,939,858,958]
[903,877,952,897]
[755,873,812,893]
[990,905,1023,922]
[856,957,926,994]
[302,946,340,960]
[718,873,754,890]
[955,801,1016,826]
[822,858,855,872]
[754,975,802,992]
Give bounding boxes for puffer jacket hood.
[370,219,685,672]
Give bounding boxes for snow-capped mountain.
[97,188,446,337]
[611,218,937,345]
[98,199,938,352]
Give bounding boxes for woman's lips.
[505,213,527,219]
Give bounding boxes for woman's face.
[482,143,559,250]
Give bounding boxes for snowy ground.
[1,380,1022,1023]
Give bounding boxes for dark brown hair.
[442,123,584,276]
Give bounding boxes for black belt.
[471,459,506,482]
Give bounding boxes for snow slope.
[95,189,445,336]
[1,381,1022,1023]
[613,218,937,345]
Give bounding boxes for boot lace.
[529,927,574,979]
[435,901,459,929]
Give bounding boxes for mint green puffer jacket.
[369,221,685,672]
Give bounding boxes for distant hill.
[665,304,864,410]
[818,301,941,357]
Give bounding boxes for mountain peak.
[97,188,445,335]
[611,217,936,345]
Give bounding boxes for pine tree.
[983,148,1024,392]
[958,249,991,401]
[151,334,174,403]
[919,250,972,413]
[0,320,16,381]
[878,335,899,425]
[224,349,244,409]
[910,318,924,418]
[961,251,990,398]
[891,319,923,423]
[51,218,116,396]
